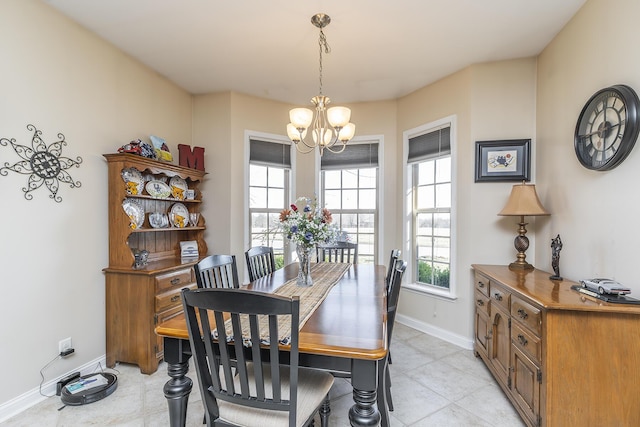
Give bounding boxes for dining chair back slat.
[194,255,240,289]
[181,287,334,427]
[316,242,358,264]
[245,246,276,282]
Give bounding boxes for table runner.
[215,262,351,346]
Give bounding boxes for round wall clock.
[574,84,640,171]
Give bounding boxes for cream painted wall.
[192,93,398,279]
[0,0,192,407]
[395,59,538,344]
[535,0,640,287]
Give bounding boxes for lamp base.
[509,260,534,271]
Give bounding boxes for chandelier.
[287,13,356,156]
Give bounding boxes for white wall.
[535,0,640,287]
[0,0,192,413]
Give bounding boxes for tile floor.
[2,323,525,426]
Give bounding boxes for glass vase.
[296,244,313,287]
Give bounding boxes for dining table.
[155,261,390,427]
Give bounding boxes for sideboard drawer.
[475,290,490,316]
[490,282,511,313]
[474,273,490,297]
[155,268,194,293]
[156,284,196,313]
[512,297,542,336]
[511,321,541,364]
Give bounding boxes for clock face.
[574,85,640,171]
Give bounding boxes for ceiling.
[43,0,587,105]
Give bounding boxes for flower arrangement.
[278,197,336,249]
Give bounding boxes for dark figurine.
[550,234,563,281]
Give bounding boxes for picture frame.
[475,139,531,182]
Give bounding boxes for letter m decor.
[178,144,205,171]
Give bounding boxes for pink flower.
[322,208,333,224]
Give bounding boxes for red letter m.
[178,144,205,171]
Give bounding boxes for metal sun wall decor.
[0,124,82,202]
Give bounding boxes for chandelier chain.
[318,28,331,95]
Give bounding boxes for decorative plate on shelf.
[145,180,172,199]
[170,203,189,228]
[121,167,144,195]
[122,199,144,229]
[169,176,188,200]
[149,212,169,229]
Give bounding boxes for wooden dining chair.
[194,255,240,289]
[316,241,358,264]
[181,287,334,427]
[379,259,407,413]
[245,246,276,282]
[385,249,401,288]
[384,249,401,366]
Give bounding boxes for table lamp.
[498,182,550,270]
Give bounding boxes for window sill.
[403,282,458,301]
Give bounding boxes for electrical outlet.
[59,337,72,354]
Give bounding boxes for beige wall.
[0,0,192,409]
[535,0,640,283]
[192,92,398,279]
[395,59,538,344]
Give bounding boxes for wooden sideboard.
[472,264,640,427]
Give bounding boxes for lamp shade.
[338,123,356,142]
[498,183,550,216]
[327,106,351,127]
[289,108,313,129]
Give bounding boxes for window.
[321,142,379,264]
[248,138,292,268]
[405,118,455,296]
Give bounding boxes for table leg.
[349,359,383,427]
[162,337,193,427]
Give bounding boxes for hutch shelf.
[103,153,207,374]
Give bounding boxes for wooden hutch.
[103,153,207,374]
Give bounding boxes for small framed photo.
[475,139,531,182]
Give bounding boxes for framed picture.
[475,139,531,182]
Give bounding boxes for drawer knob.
[476,299,485,307]
[170,295,181,303]
[517,334,528,346]
[493,293,503,301]
[517,308,528,320]
[478,281,485,288]
[171,278,181,285]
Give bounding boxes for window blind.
[249,139,291,168]
[407,126,451,163]
[321,142,379,170]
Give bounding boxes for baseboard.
[396,314,474,350]
[0,355,107,423]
